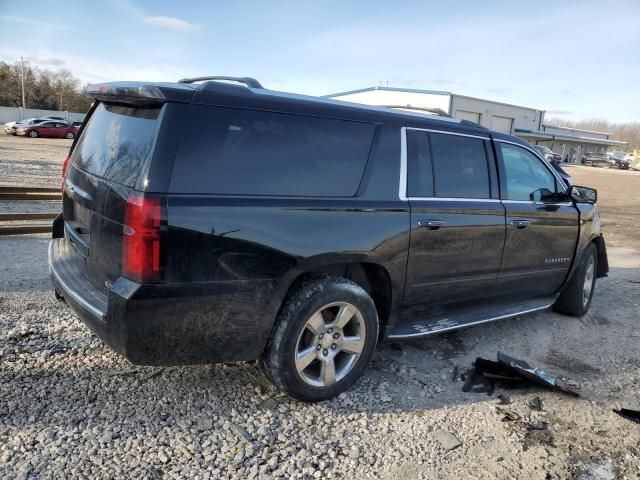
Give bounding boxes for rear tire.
[585,161,593,167]
[261,276,378,402]
[553,243,597,317]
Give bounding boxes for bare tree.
[0,61,92,113]
[547,117,640,151]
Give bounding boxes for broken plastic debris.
[461,353,580,398]
[497,352,579,397]
[530,397,544,411]
[613,408,640,424]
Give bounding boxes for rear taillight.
[122,193,162,282]
[61,154,70,193]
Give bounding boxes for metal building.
[325,87,628,163]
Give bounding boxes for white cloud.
[143,16,202,33]
[28,54,66,67]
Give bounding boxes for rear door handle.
[417,219,446,230]
[510,219,531,229]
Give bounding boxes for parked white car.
[4,118,49,135]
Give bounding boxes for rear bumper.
[48,238,275,365]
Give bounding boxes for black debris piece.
[472,382,495,395]
[474,358,527,387]
[613,408,640,424]
[461,368,477,393]
[497,394,512,405]
[451,365,459,382]
[497,352,580,398]
[526,421,549,431]
[496,406,521,422]
[461,353,580,398]
[530,396,544,411]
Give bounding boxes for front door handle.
[417,219,446,230]
[510,219,531,229]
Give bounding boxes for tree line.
[0,61,92,113]
[547,117,640,151]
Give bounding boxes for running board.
[387,297,555,339]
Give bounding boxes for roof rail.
[178,76,263,89]
[380,105,452,118]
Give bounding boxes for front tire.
[28,130,38,138]
[553,243,597,317]
[65,131,75,139]
[261,276,378,401]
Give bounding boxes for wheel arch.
[268,259,395,341]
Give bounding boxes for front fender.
[563,203,608,287]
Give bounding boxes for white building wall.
[329,89,452,114]
[450,95,543,134]
[328,89,545,136]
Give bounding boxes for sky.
[1,0,639,122]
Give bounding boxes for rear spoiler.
[86,82,195,106]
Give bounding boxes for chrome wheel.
[294,301,366,387]
[582,255,595,307]
[29,130,38,138]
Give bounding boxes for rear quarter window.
[71,103,162,188]
[170,106,375,197]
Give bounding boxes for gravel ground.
[1,137,640,479]
[0,134,70,189]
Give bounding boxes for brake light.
[122,193,162,282]
[61,154,70,193]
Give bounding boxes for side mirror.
[570,185,597,204]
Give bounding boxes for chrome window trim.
[493,138,568,189]
[399,129,569,204]
[406,126,490,140]
[502,199,573,206]
[408,197,501,203]
[399,126,494,202]
[399,127,408,201]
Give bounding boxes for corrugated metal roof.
[515,129,628,146]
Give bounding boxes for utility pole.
[20,56,26,108]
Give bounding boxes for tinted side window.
[499,143,557,201]
[406,129,433,197]
[172,106,374,197]
[430,133,490,199]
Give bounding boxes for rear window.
[71,103,162,188]
[170,106,375,196]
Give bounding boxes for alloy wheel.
[582,255,595,307]
[294,302,366,387]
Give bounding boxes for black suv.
[582,152,629,169]
[49,77,608,401]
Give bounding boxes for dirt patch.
[567,165,640,251]
[543,350,602,375]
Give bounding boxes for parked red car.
[16,121,79,139]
